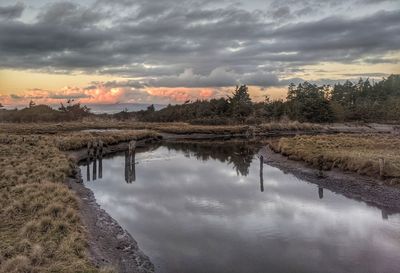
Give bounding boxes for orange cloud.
[2,83,282,107]
[0,84,127,107]
[147,87,217,102]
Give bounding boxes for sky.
[0,0,399,107]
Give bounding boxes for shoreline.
[260,146,400,211]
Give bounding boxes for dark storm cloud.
[0,3,24,19]
[0,0,399,88]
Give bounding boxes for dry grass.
[0,119,324,135]
[258,121,322,131]
[55,130,160,151]
[0,131,158,272]
[270,134,400,182]
[0,119,145,134]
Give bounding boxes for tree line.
[0,100,91,122]
[131,74,400,124]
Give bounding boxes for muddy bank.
[259,146,400,212]
[67,138,158,273]
[67,177,154,273]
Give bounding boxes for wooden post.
[98,140,103,157]
[260,155,264,192]
[379,157,385,180]
[317,155,324,178]
[318,186,323,199]
[93,140,98,158]
[124,141,137,183]
[87,141,92,158]
[129,140,136,155]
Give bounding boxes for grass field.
[0,119,323,135]
[270,134,400,183]
[0,130,158,273]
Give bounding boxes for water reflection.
[125,150,136,183]
[164,141,260,176]
[81,142,400,273]
[86,157,103,182]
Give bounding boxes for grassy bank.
[270,134,400,183]
[0,130,159,273]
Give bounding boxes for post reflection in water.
[86,155,103,182]
[259,155,264,192]
[86,157,90,181]
[93,156,97,181]
[99,156,103,179]
[86,149,134,183]
[125,150,136,183]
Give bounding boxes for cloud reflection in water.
[81,142,400,273]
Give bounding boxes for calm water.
[80,142,400,273]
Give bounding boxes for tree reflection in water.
[164,141,262,176]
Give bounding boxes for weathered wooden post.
[125,140,137,183]
[93,140,99,158]
[317,155,324,178]
[87,141,93,159]
[318,186,323,199]
[260,155,264,192]
[98,140,103,157]
[379,157,385,180]
[129,140,136,155]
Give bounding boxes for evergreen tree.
[228,85,253,119]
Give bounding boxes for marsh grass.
[0,131,158,272]
[55,130,160,151]
[0,120,323,135]
[271,134,400,183]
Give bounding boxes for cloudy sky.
[0,0,399,106]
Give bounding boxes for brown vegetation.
[55,130,160,151]
[0,130,158,273]
[270,134,400,183]
[0,119,323,135]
